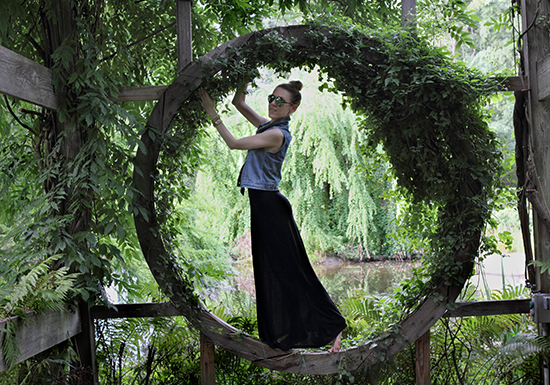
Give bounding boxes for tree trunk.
[39,0,96,383]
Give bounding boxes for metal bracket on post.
[531,293,550,323]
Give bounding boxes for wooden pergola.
[1,1,549,384]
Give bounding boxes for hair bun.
[289,80,303,92]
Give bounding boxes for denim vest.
[237,117,292,192]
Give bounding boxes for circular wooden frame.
[132,25,481,374]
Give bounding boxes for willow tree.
[193,68,401,260]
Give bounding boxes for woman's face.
[268,87,298,120]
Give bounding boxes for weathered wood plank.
[72,303,98,385]
[200,333,216,385]
[537,53,550,101]
[103,75,528,104]
[520,0,550,381]
[0,307,81,371]
[496,76,528,92]
[90,299,531,320]
[521,0,550,294]
[101,75,530,103]
[445,298,530,317]
[91,302,180,319]
[177,0,193,73]
[108,86,168,102]
[0,45,59,110]
[415,330,430,385]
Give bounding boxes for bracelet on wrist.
[212,115,222,126]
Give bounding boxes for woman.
[200,81,346,352]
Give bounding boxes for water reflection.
[230,253,527,307]
[314,260,416,302]
[231,257,417,304]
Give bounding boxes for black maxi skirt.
[248,188,347,350]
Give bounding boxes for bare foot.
[328,332,342,353]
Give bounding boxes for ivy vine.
[152,23,503,310]
[128,26,508,359]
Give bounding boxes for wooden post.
[415,330,430,385]
[200,332,216,385]
[72,303,98,385]
[520,0,550,383]
[402,0,417,26]
[176,0,193,73]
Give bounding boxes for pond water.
[312,259,416,302]
[230,257,417,304]
[231,253,527,303]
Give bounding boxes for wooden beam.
[90,298,531,320]
[0,45,59,110]
[108,86,168,102]
[521,0,550,293]
[71,303,98,385]
[444,298,530,318]
[176,0,193,73]
[90,302,181,319]
[0,44,527,107]
[520,0,550,381]
[106,75,524,103]
[0,44,170,105]
[415,330,430,385]
[495,76,528,92]
[0,298,530,374]
[0,307,81,371]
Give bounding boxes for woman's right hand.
[231,82,269,128]
[238,82,249,94]
[199,88,217,118]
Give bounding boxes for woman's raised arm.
[200,88,283,152]
[231,84,269,128]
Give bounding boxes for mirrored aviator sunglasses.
[268,94,292,107]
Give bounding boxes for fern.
[339,291,393,341]
[0,254,81,369]
[0,321,20,369]
[498,334,550,365]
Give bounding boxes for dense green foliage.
[0,0,312,376]
[0,0,537,383]
[52,285,540,384]
[0,0,308,306]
